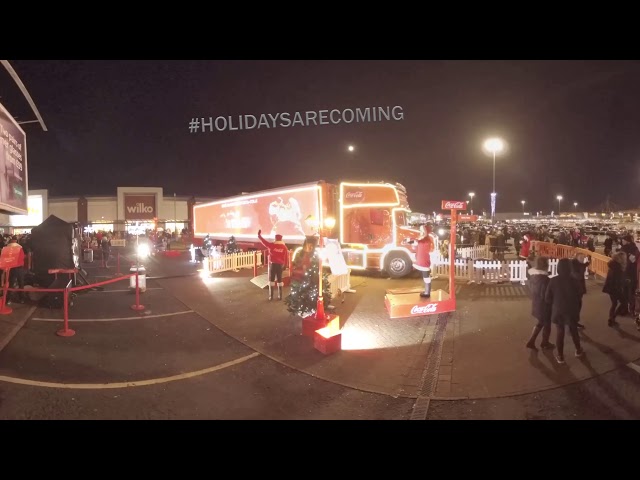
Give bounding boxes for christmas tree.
[285,250,332,317]
[226,235,240,254]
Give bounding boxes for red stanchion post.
[253,251,258,277]
[0,269,12,315]
[131,271,145,311]
[117,252,121,276]
[56,287,75,337]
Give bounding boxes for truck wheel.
[386,252,412,278]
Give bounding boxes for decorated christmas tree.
[285,249,332,317]
[226,235,240,254]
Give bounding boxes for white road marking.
[0,306,36,353]
[627,362,640,375]
[31,310,194,322]
[0,352,261,389]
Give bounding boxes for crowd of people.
[526,234,640,364]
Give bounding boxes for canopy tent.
[30,215,80,283]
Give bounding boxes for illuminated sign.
[0,102,28,215]
[9,194,43,227]
[441,200,467,210]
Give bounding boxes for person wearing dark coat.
[545,258,584,364]
[570,253,589,330]
[526,256,554,351]
[618,235,639,317]
[602,251,627,327]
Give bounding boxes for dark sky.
[2,60,640,214]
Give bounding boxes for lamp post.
[482,137,505,221]
[557,195,563,215]
[468,192,475,214]
[574,202,578,213]
[305,215,336,323]
[521,200,526,214]
[173,193,177,235]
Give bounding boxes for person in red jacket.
[5,236,26,304]
[519,233,531,261]
[258,229,289,300]
[413,225,435,297]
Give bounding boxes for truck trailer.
[193,180,435,278]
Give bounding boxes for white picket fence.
[433,257,571,284]
[434,258,529,285]
[203,251,262,274]
[431,244,490,265]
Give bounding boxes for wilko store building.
[0,186,214,235]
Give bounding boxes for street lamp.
[468,192,475,214]
[574,202,578,212]
[557,195,563,215]
[347,145,355,152]
[521,200,526,214]
[482,137,505,221]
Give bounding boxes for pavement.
[0,248,639,419]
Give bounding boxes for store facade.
[0,186,211,235]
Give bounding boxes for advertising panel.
[9,194,43,227]
[441,200,467,210]
[0,102,28,215]
[124,194,156,220]
[194,184,321,242]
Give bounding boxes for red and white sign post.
[384,200,467,319]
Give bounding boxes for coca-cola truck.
[192,180,433,278]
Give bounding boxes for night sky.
[2,60,640,215]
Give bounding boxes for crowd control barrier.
[3,272,145,338]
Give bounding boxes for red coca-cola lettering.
[411,303,438,315]
[441,200,467,210]
[346,191,364,199]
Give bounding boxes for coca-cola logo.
[441,200,467,210]
[411,303,438,315]
[346,191,364,200]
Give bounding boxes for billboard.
[0,102,27,215]
[194,184,321,242]
[9,193,43,227]
[124,194,156,220]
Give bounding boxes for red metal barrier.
[6,273,141,338]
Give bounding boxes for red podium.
[385,199,466,319]
[0,246,25,315]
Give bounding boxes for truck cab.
[338,182,436,278]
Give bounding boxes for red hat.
[275,234,283,241]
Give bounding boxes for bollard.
[0,269,12,315]
[253,251,258,277]
[131,272,145,311]
[56,287,76,337]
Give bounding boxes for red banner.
[441,200,467,210]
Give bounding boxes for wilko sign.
[441,200,467,210]
[124,194,156,220]
[410,303,438,315]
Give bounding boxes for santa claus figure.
[414,225,435,298]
